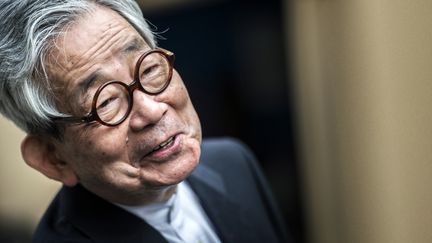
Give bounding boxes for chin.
[165,159,199,186]
[153,144,200,188]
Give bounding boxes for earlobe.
[21,135,78,187]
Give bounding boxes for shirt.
[117,181,221,243]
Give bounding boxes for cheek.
[165,73,199,116]
[168,76,190,107]
[60,131,132,190]
[61,127,128,166]
[173,81,201,136]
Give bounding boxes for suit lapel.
[60,185,168,243]
[59,160,263,242]
[187,164,258,243]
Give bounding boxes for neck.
[86,183,179,206]
[140,184,178,205]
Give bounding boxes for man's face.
[47,6,201,205]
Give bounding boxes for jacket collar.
[60,185,168,243]
[187,163,259,243]
[59,161,256,243]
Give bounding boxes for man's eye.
[97,97,117,110]
[142,64,160,77]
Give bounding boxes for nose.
[128,89,167,132]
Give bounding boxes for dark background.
[145,0,304,242]
[0,1,305,242]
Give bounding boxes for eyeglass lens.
[95,52,171,125]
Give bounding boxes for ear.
[21,135,78,187]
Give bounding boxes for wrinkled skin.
[46,5,202,205]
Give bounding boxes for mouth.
[142,134,182,160]
[150,136,175,154]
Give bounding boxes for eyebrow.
[78,71,101,98]
[123,37,146,55]
[76,37,147,97]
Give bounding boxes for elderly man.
[0,0,288,242]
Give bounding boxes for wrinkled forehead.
[45,5,149,111]
[48,6,142,70]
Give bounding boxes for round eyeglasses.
[54,48,174,126]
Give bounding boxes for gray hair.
[0,0,156,135]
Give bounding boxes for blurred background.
[1,0,432,242]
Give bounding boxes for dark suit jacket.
[33,138,290,243]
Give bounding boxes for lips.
[150,136,175,154]
[139,133,181,160]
